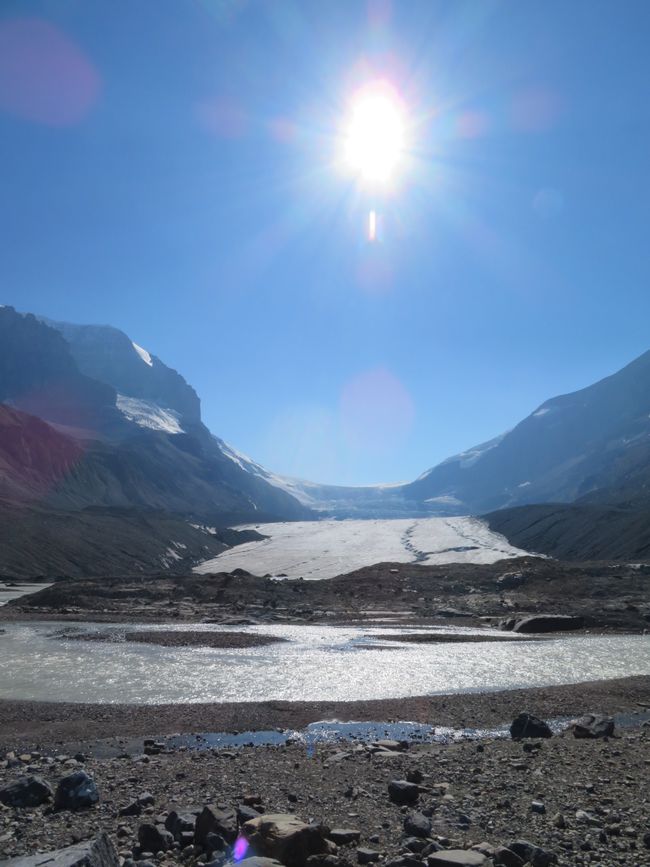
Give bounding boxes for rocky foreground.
[1,708,649,867]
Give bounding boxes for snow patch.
[116,395,184,434]
[518,481,531,488]
[533,407,550,417]
[132,341,153,367]
[194,517,530,581]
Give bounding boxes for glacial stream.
[0,622,648,704]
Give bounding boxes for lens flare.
[233,836,249,862]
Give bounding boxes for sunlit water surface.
[0,622,648,704]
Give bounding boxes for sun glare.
[342,81,407,187]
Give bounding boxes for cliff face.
[42,318,201,425]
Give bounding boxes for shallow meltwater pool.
[0,622,648,704]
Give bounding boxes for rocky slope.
[405,349,650,516]
[0,307,309,535]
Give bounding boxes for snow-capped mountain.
[0,306,309,523]
[405,348,650,514]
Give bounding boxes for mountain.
[404,349,650,515]
[0,306,310,576]
[39,317,202,426]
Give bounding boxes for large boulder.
[570,713,615,739]
[138,823,173,853]
[54,771,99,810]
[195,805,238,845]
[512,615,583,634]
[388,780,419,805]
[2,832,118,867]
[403,812,432,838]
[242,813,334,867]
[0,775,53,807]
[509,713,552,739]
[507,840,556,867]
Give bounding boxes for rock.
[0,775,53,807]
[243,813,334,867]
[137,823,173,853]
[643,831,650,848]
[509,713,552,739]
[195,805,238,845]
[495,572,527,590]
[204,832,227,854]
[512,614,584,633]
[530,800,546,814]
[165,809,197,839]
[575,809,601,827]
[427,851,487,866]
[329,829,361,845]
[54,771,99,811]
[119,800,143,817]
[493,847,524,867]
[388,780,419,805]
[357,849,380,864]
[570,714,615,739]
[239,804,263,823]
[406,769,423,784]
[238,859,285,867]
[2,832,119,867]
[507,840,556,867]
[371,740,408,752]
[403,812,432,838]
[551,812,566,829]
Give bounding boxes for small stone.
[427,851,487,866]
[357,848,381,864]
[329,829,361,846]
[530,801,546,814]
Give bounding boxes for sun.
[342,80,407,187]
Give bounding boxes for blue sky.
[2,0,650,485]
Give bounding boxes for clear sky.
[2,0,650,486]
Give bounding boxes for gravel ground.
[1,713,649,865]
[1,677,648,752]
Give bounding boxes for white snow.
[116,395,184,434]
[132,341,153,367]
[533,407,550,417]
[194,517,530,581]
[518,481,531,488]
[418,432,507,479]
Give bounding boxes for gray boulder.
[570,713,615,739]
[507,840,556,867]
[388,780,419,805]
[0,775,53,807]
[509,713,552,739]
[513,615,583,633]
[138,823,173,853]
[54,771,99,810]
[2,832,118,867]
[242,813,335,867]
[427,851,487,866]
[195,805,238,845]
[403,812,431,838]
